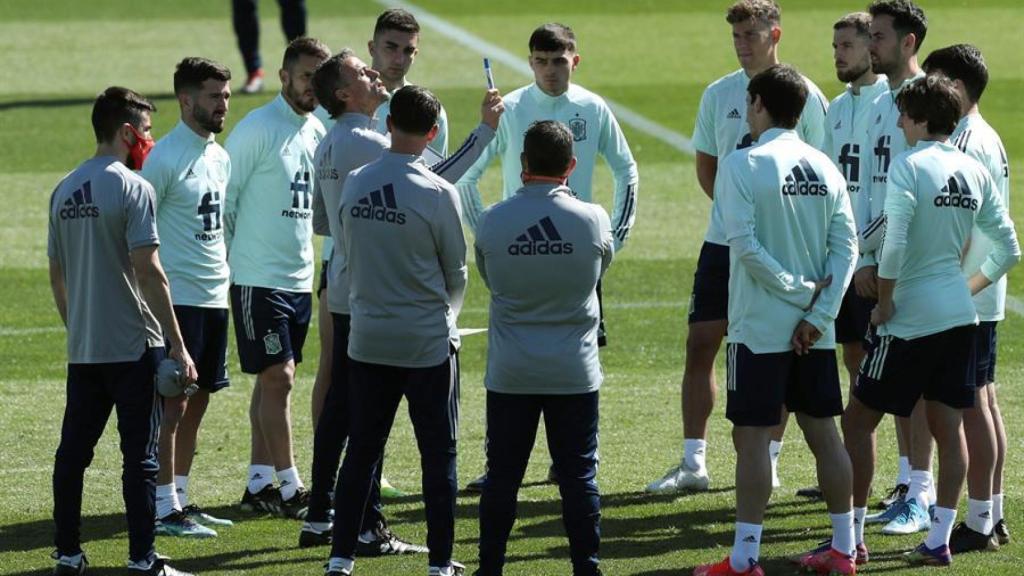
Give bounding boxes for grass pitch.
[1,1,1022,574]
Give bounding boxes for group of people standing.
[44,2,1017,576]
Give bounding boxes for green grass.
[1,0,1022,574]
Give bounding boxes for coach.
[474,120,614,576]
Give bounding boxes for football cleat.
[240,484,282,515]
[994,519,1010,545]
[789,540,868,567]
[464,473,487,493]
[155,511,217,538]
[380,477,407,499]
[795,485,824,500]
[280,487,311,519]
[645,463,710,493]
[903,542,952,567]
[182,504,233,527]
[879,483,908,509]
[130,557,196,576]
[797,546,856,575]
[427,561,465,576]
[865,497,905,524]
[948,521,999,554]
[299,522,332,548]
[693,556,765,576]
[241,69,265,94]
[881,498,930,535]
[52,551,87,576]
[356,520,428,556]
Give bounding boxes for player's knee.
[260,362,295,393]
[685,328,723,366]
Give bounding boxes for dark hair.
[747,64,807,129]
[529,23,576,53]
[523,121,574,177]
[389,85,440,135]
[91,86,156,143]
[173,57,232,96]
[833,12,872,38]
[896,75,962,135]
[312,49,356,119]
[373,8,419,37]
[868,0,927,53]
[922,44,988,104]
[726,0,781,26]
[282,36,331,70]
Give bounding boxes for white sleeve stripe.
[613,184,637,234]
[432,134,478,176]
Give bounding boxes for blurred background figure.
[232,0,308,94]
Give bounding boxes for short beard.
[838,60,871,84]
[285,80,317,114]
[193,107,224,134]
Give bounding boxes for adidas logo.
[727,108,741,119]
[742,535,758,543]
[935,171,977,210]
[186,167,198,179]
[507,216,574,256]
[835,120,842,130]
[875,114,882,124]
[979,511,992,519]
[59,181,100,219]
[781,158,829,196]
[350,183,406,225]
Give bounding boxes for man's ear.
[425,123,439,143]
[279,67,289,87]
[571,53,581,71]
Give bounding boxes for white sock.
[248,464,275,494]
[853,507,867,546]
[358,528,376,543]
[174,475,190,508]
[155,483,180,519]
[769,440,783,482]
[925,506,957,549]
[127,558,154,571]
[731,522,762,572]
[428,566,455,576]
[993,493,1004,523]
[966,498,994,535]
[907,469,932,508]
[897,457,911,486]
[327,557,354,574]
[684,438,707,471]
[830,511,855,556]
[305,520,332,533]
[277,466,304,500]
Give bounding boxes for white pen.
[483,57,495,90]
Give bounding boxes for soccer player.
[141,57,234,539]
[369,8,450,156]
[231,0,307,93]
[225,36,329,519]
[300,50,502,553]
[325,85,467,576]
[825,13,888,389]
[474,120,614,576]
[648,0,829,495]
[457,21,638,491]
[923,43,1011,552]
[855,0,931,533]
[49,86,196,576]
[695,64,857,576]
[842,75,1019,567]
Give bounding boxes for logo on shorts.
[782,158,828,196]
[59,181,99,219]
[263,332,283,355]
[935,171,978,211]
[508,216,573,256]
[350,183,406,225]
[568,116,587,141]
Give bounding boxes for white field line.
[0,326,61,336]
[379,0,696,155]
[387,0,1024,320]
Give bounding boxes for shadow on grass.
[0,505,246,555]
[4,545,291,576]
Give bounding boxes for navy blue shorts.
[835,284,874,346]
[688,242,729,324]
[725,343,842,427]
[974,321,998,387]
[171,305,229,392]
[854,324,977,416]
[230,285,312,374]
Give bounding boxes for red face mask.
[124,124,155,170]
